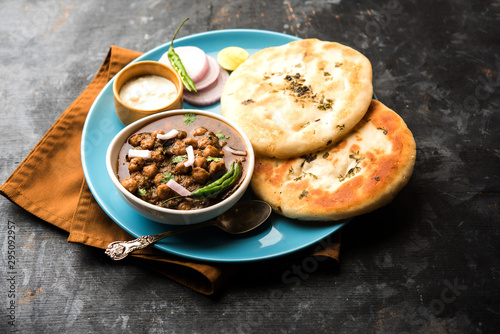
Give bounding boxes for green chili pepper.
[190,162,240,199]
[161,161,241,206]
[194,162,236,192]
[168,18,197,92]
[204,163,241,198]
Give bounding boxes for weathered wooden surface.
[1,0,499,333]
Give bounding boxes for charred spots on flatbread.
[299,190,309,199]
[377,126,389,135]
[294,173,317,182]
[282,73,335,111]
[284,73,313,97]
[241,99,255,105]
[300,153,318,166]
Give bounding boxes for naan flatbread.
[220,38,373,159]
[250,100,416,221]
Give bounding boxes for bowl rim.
[112,60,183,113]
[106,108,255,218]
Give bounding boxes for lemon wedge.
[217,47,249,71]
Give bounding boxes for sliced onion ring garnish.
[223,145,247,156]
[166,179,191,197]
[156,129,179,140]
[128,149,151,159]
[184,145,195,167]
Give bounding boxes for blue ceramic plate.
[81,29,348,262]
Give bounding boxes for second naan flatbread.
[250,100,416,221]
[221,38,373,159]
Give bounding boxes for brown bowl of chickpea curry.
[106,109,254,225]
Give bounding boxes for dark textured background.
[1,0,499,333]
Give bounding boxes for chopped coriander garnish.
[338,151,365,182]
[137,188,147,197]
[216,132,228,140]
[172,155,187,163]
[160,172,175,183]
[183,112,196,125]
[207,156,224,162]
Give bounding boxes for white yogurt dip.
[119,75,178,110]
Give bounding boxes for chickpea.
[151,149,165,163]
[153,173,165,186]
[128,134,143,147]
[202,145,220,158]
[128,157,145,173]
[176,130,187,139]
[209,160,226,176]
[197,137,211,150]
[151,130,165,140]
[140,138,155,150]
[194,156,208,169]
[198,132,219,149]
[175,161,191,174]
[183,137,198,148]
[178,201,193,210]
[192,127,208,136]
[171,140,187,155]
[206,131,219,144]
[142,164,159,179]
[121,178,138,193]
[131,172,146,187]
[156,184,174,200]
[191,167,211,184]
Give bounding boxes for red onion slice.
[192,55,220,91]
[128,149,151,159]
[156,129,179,140]
[223,146,247,156]
[183,66,229,106]
[166,179,191,197]
[159,46,209,83]
[184,145,195,167]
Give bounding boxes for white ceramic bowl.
[106,109,255,225]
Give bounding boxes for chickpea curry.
[117,113,249,210]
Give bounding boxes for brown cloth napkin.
[0,46,341,295]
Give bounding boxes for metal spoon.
[105,200,272,260]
